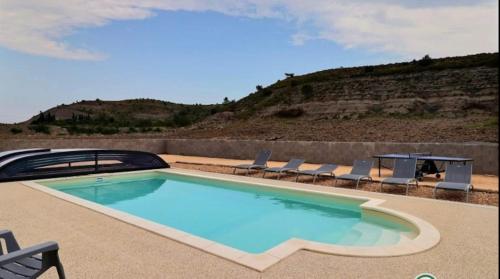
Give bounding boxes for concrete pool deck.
[1,167,498,278]
[161,154,499,192]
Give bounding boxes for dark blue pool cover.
[0,149,169,182]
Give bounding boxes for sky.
[0,0,498,123]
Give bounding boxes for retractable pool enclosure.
[0,149,169,182]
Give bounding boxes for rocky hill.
[232,53,498,119]
[2,53,498,142]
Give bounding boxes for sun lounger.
[262,159,305,180]
[334,160,373,188]
[0,230,65,279]
[294,164,338,184]
[233,150,272,175]
[433,163,473,202]
[380,158,418,195]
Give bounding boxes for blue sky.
[0,1,498,123]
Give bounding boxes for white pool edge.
[22,168,441,272]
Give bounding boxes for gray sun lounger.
[263,158,305,180]
[294,164,338,184]
[433,163,473,202]
[334,160,373,189]
[0,230,65,279]
[233,150,272,175]
[380,158,418,195]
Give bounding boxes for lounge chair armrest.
[0,241,59,266]
[0,230,20,253]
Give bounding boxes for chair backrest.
[350,160,373,176]
[445,163,472,184]
[392,158,417,178]
[253,150,272,166]
[284,158,305,169]
[316,164,338,173]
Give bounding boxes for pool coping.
[22,168,441,272]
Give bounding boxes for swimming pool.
[29,169,440,271]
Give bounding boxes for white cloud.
[0,0,497,60]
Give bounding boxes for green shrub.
[369,104,384,114]
[301,84,314,99]
[172,112,192,127]
[10,127,23,134]
[96,126,119,135]
[364,66,374,73]
[275,107,304,118]
[136,119,153,127]
[262,89,272,97]
[127,127,138,133]
[418,54,433,66]
[140,127,152,133]
[423,103,442,114]
[29,125,51,134]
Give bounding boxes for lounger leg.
[313,175,317,184]
[246,168,250,176]
[296,173,300,182]
[466,189,469,203]
[277,172,281,180]
[433,187,437,199]
[355,179,360,189]
[262,172,266,178]
[405,183,410,195]
[53,253,66,279]
[380,182,384,192]
[233,168,236,174]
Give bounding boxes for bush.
[418,55,433,66]
[96,126,119,135]
[10,127,23,134]
[140,127,152,133]
[127,127,138,133]
[262,89,272,97]
[29,125,51,134]
[172,112,192,127]
[423,103,442,114]
[275,107,304,118]
[364,66,374,73]
[136,119,153,127]
[369,104,384,114]
[301,84,314,99]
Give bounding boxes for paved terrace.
[162,155,499,192]
[1,166,498,278]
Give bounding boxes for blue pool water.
[42,172,413,253]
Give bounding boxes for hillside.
[1,53,498,142]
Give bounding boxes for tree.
[284,73,295,78]
[33,111,45,124]
[256,85,263,91]
[418,54,433,66]
[223,97,230,104]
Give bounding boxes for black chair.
[0,230,65,279]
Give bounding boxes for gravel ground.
[173,162,499,206]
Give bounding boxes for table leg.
[378,158,381,177]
